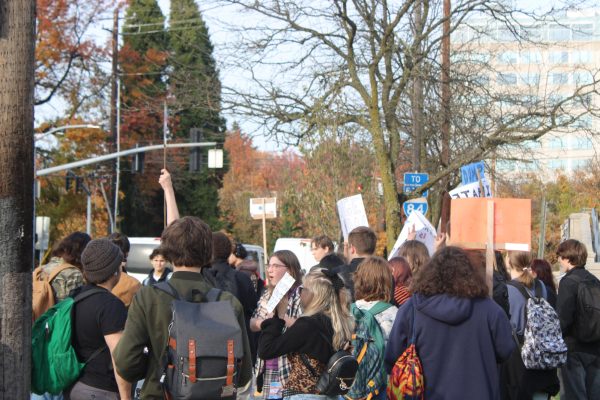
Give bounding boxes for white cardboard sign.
[449,179,492,199]
[265,272,296,313]
[388,210,437,259]
[337,194,369,241]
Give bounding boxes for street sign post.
[403,197,428,217]
[250,197,277,263]
[403,172,429,197]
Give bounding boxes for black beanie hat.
[81,238,123,284]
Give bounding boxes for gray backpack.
[155,282,243,399]
[508,281,567,370]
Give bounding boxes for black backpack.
[155,282,244,399]
[567,273,600,343]
[300,332,358,396]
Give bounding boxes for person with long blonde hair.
[257,269,354,399]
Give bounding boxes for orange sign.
[450,198,531,251]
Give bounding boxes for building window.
[547,159,567,170]
[547,137,565,149]
[573,70,594,85]
[571,51,592,64]
[549,51,568,64]
[496,160,515,172]
[572,24,593,41]
[496,26,515,42]
[549,24,571,41]
[522,25,544,41]
[572,136,593,149]
[550,72,569,85]
[497,72,517,85]
[520,51,542,64]
[498,51,518,64]
[573,116,593,129]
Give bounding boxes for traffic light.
[189,127,203,172]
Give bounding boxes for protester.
[68,239,131,400]
[142,248,172,286]
[37,231,91,302]
[251,250,304,400]
[354,256,397,344]
[257,268,354,399]
[113,216,252,399]
[310,252,345,272]
[310,235,335,262]
[334,226,377,298]
[385,246,515,399]
[503,250,559,400]
[108,232,142,308]
[395,240,430,277]
[230,242,264,295]
[556,239,600,400]
[388,256,412,307]
[531,258,557,308]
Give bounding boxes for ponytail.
[507,251,535,288]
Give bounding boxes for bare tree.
[210,0,600,250]
[0,0,35,398]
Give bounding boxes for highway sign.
[403,172,429,197]
[403,198,428,217]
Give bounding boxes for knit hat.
[81,238,123,284]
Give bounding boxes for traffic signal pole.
[36,142,218,177]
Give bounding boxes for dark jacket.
[384,293,515,400]
[258,313,335,395]
[493,271,511,318]
[142,267,172,286]
[113,271,252,400]
[333,257,365,300]
[557,266,600,356]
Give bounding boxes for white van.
[273,238,319,274]
[126,237,266,283]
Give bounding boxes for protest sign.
[449,198,531,251]
[337,194,369,241]
[460,161,486,185]
[449,179,492,199]
[266,272,296,313]
[388,210,437,259]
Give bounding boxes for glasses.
[267,263,287,269]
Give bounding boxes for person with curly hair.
[384,246,515,399]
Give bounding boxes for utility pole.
[412,0,424,171]
[0,0,35,397]
[110,8,119,234]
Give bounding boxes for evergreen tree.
[119,0,168,236]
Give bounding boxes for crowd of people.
[31,169,599,400]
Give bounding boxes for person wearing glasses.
[250,250,303,400]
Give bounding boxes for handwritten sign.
[266,272,296,313]
[449,179,492,199]
[461,161,486,185]
[388,210,437,259]
[337,194,369,241]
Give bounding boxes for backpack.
[387,304,424,400]
[347,302,393,399]
[31,288,107,395]
[155,281,244,400]
[202,264,241,300]
[508,281,567,370]
[300,331,359,396]
[32,264,76,321]
[566,273,600,343]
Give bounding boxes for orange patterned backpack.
[387,305,425,400]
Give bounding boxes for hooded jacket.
[384,293,515,400]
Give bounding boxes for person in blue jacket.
[384,246,515,400]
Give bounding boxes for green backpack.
[31,288,106,395]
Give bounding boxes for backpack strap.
[73,287,108,303]
[506,280,533,300]
[46,263,78,283]
[366,301,393,317]
[300,353,319,378]
[205,287,222,302]
[154,281,181,300]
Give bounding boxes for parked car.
[126,237,266,283]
